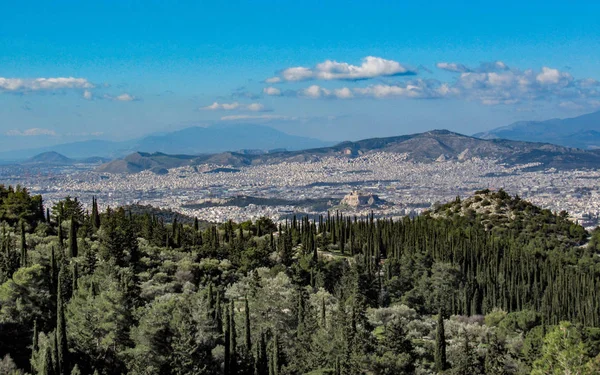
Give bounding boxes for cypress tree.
[56,274,68,375]
[68,216,78,258]
[20,220,27,267]
[72,263,78,292]
[194,217,199,232]
[46,208,51,224]
[229,300,237,374]
[42,344,54,375]
[92,197,100,229]
[271,330,279,375]
[435,309,447,373]
[224,304,230,375]
[32,319,39,351]
[50,246,57,297]
[255,330,268,375]
[215,291,223,334]
[321,297,326,328]
[245,296,251,352]
[57,217,63,248]
[32,319,39,373]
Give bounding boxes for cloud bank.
[262,59,600,108]
[0,77,94,92]
[202,102,269,112]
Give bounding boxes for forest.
[0,185,600,374]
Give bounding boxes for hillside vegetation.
[0,187,599,374]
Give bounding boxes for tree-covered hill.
[0,187,599,374]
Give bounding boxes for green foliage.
[0,190,598,374]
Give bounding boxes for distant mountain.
[0,124,332,161]
[97,129,600,173]
[473,110,600,149]
[23,151,74,165]
[134,124,331,154]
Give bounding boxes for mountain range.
[473,110,600,149]
[97,129,600,173]
[0,124,332,161]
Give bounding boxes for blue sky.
[1,0,600,149]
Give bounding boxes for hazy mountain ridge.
[474,110,600,149]
[97,129,600,173]
[0,124,332,161]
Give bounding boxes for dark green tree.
[435,309,447,373]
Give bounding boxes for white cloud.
[6,128,57,136]
[103,93,137,102]
[202,102,240,110]
[436,61,509,74]
[83,90,93,100]
[265,77,282,83]
[263,87,282,96]
[247,103,266,112]
[436,62,471,73]
[0,77,94,92]
[115,93,135,101]
[203,101,269,112]
[536,67,573,86]
[282,67,314,81]
[333,87,353,99]
[302,85,328,98]
[272,56,416,82]
[220,114,294,121]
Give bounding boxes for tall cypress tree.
[224,304,231,375]
[229,300,237,374]
[57,217,64,249]
[20,220,27,267]
[91,197,100,230]
[68,216,78,258]
[56,272,68,375]
[42,344,54,375]
[321,297,326,328]
[50,246,57,297]
[271,330,279,375]
[245,296,251,352]
[435,309,447,373]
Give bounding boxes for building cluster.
[1,153,599,228]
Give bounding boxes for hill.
[427,189,587,244]
[97,129,600,173]
[473,110,600,149]
[23,151,74,165]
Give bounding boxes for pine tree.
[68,216,78,258]
[435,309,447,372]
[56,276,68,375]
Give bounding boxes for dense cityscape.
[3,152,600,228]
